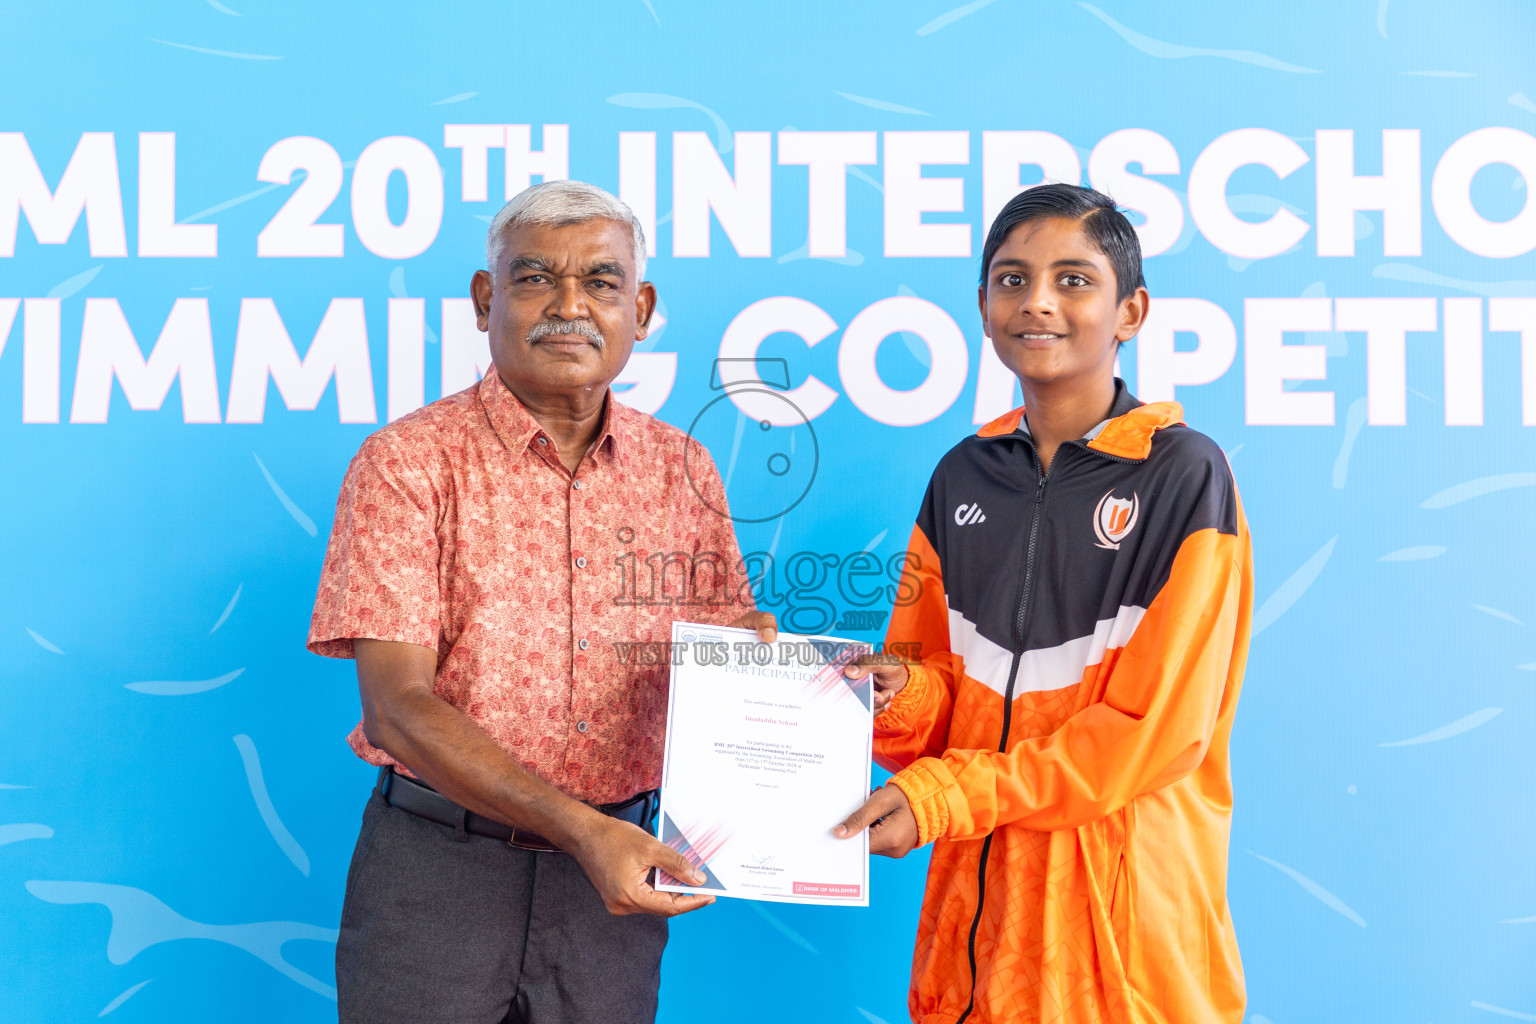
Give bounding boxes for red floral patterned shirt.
[308,373,752,803]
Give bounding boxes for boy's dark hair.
[979,183,1146,302]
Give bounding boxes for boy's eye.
[1060,273,1088,287]
[999,273,1024,287]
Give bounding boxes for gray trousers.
[335,787,668,1024]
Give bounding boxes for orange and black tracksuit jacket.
[877,382,1253,1024]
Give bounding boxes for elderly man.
[308,179,774,1024]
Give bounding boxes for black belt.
[379,767,658,853]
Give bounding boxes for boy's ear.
[1115,287,1150,342]
[976,283,990,338]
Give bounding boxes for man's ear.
[634,281,658,340]
[1115,287,1150,342]
[470,270,494,331]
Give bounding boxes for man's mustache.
[526,320,604,345]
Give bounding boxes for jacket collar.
[975,378,1183,462]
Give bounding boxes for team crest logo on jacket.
[1093,490,1139,550]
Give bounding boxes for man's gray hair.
[485,180,647,282]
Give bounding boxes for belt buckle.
[507,827,557,853]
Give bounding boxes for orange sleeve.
[891,519,1253,844]
[873,525,959,772]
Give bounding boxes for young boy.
[838,184,1253,1023]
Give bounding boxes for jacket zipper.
[955,449,1050,1024]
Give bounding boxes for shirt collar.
[981,378,1142,442]
[1015,416,1111,442]
[477,373,625,461]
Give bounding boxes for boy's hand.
[834,785,920,858]
[844,655,910,714]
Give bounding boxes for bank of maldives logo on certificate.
[656,621,873,906]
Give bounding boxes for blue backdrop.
[3,2,1535,1022]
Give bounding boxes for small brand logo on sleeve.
[953,502,987,526]
[1092,491,1139,550]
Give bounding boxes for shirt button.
[536,436,549,446]
[575,556,587,568]
[578,638,589,650]
[572,480,584,490]
[576,720,589,733]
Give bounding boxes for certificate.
[655,621,873,906]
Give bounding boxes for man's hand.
[834,785,920,859]
[570,812,717,917]
[577,603,765,914]
[844,655,911,714]
[729,610,778,643]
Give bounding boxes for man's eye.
[590,279,614,289]
[519,274,548,284]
